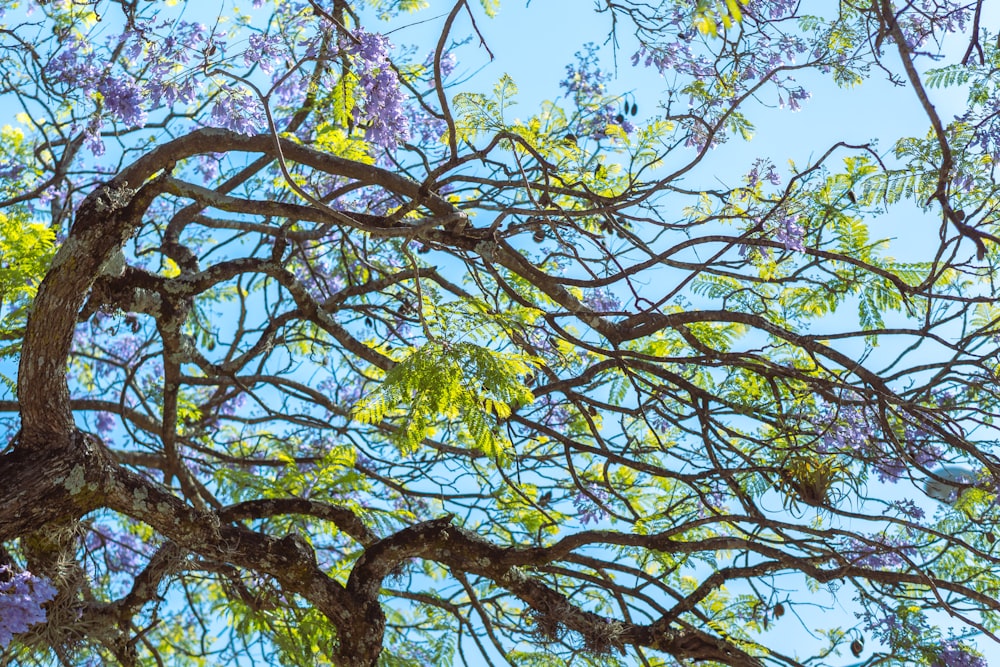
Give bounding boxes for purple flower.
[341,29,410,148]
[845,535,916,569]
[746,158,781,188]
[0,568,58,648]
[573,483,610,525]
[782,86,811,112]
[98,77,147,127]
[83,118,106,157]
[889,499,926,520]
[774,214,805,251]
[209,89,266,135]
[84,524,147,575]
[860,604,929,648]
[582,289,621,313]
[95,411,116,436]
[746,0,798,19]
[244,33,284,74]
[561,44,636,142]
[218,393,247,417]
[933,640,987,667]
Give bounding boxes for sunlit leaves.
[353,342,536,456]
[692,0,748,36]
[453,73,518,140]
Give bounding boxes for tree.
[0,0,998,664]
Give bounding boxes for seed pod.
[986,531,996,544]
[587,405,597,416]
[564,133,577,144]
[533,230,546,243]
[847,189,857,204]
[631,102,638,115]
[615,114,625,124]
[772,603,785,619]
[850,638,864,658]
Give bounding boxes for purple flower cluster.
[778,85,811,112]
[889,498,926,520]
[561,44,636,142]
[244,32,285,75]
[95,411,116,438]
[895,1,971,50]
[573,483,610,526]
[0,568,57,648]
[97,77,147,127]
[814,402,902,482]
[130,22,215,108]
[774,214,805,251]
[44,19,251,149]
[84,524,147,575]
[632,41,713,80]
[845,534,916,569]
[933,640,987,667]
[745,0,799,20]
[341,29,411,148]
[746,158,782,188]
[860,605,928,647]
[210,89,267,136]
[582,289,622,313]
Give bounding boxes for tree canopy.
[2,0,1000,665]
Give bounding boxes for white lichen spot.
[94,182,136,213]
[132,486,150,510]
[64,465,87,494]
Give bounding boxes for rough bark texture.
[1,129,776,666]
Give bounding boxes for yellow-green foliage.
[353,341,537,457]
[0,207,56,390]
[0,209,54,312]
